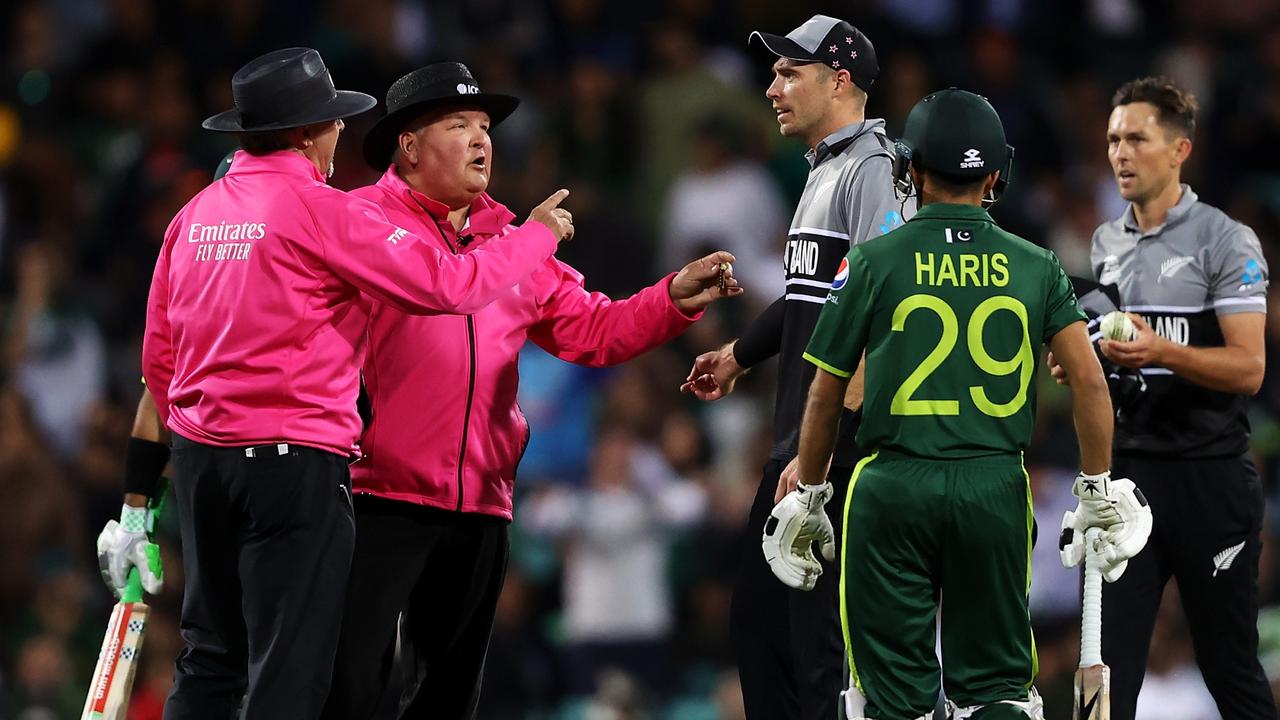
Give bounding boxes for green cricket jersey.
[804,203,1086,459]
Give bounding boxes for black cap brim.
[748,31,820,63]
[202,89,378,133]
[361,93,520,170]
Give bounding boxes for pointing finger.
[536,189,570,211]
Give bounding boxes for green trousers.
[841,451,1037,719]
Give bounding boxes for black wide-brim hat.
[362,62,520,170]
[203,47,376,133]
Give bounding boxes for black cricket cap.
[749,15,878,92]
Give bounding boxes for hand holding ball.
[1100,311,1137,342]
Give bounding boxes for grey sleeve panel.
[1208,221,1268,315]
[1089,225,1107,281]
[838,154,902,247]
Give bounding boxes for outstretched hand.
[669,251,744,313]
[680,342,745,401]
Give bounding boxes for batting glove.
[1060,479,1151,582]
[1070,471,1124,528]
[97,504,163,598]
[1058,508,1087,569]
[762,481,835,591]
[1095,483,1153,582]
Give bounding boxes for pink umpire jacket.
[349,167,699,520]
[142,151,556,456]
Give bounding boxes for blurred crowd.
[2,0,1280,718]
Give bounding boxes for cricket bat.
[81,564,151,719]
[1074,527,1110,719]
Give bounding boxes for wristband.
[120,503,149,533]
[124,437,169,497]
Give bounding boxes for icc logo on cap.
[831,257,850,290]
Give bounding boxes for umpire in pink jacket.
[142,49,573,720]
[318,62,741,720]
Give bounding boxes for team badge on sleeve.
[831,258,850,290]
[1240,258,1263,288]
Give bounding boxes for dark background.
[1,0,1279,717]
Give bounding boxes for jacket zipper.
[410,193,476,512]
[457,315,477,511]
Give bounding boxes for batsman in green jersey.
[767,89,1150,719]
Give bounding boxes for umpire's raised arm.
[137,47,571,720]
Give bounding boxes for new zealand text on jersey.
[1136,314,1190,345]
[786,238,821,276]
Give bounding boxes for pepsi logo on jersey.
[831,258,850,290]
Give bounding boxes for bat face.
[82,600,149,720]
[1073,663,1111,720]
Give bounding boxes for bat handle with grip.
[1080,527,1104,667]
[120,568,144,604]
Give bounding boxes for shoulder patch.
[831,257,850,290]
[878,210,904,235]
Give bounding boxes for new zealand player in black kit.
[1049,77,1276,719]
[682,14,906,720]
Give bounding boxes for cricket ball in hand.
[1100,311,1136,342]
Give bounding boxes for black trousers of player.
[1103,453,1276,720]
[163,436,355,720]
[320,494,510,720]
[731,457,851,720]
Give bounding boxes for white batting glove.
[1058,508,1087,569]
[1060,478,1151,582]
[1095,483,1152,582]
[1070,471,1122,528]
[96,505,163,597]
[762,481,835,591]
[1060,471,1115,569]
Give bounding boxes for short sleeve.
[1043,252,1087,343]
[1208,224,1268,316]
[838,155,905,247]
[1089,226,1107,281]
[804,246,875,378]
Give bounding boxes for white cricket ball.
[1100,311,1136,342]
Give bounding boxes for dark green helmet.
[892,87,1015,206]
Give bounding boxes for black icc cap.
[362,62,519,169]
[749,15,878,92]
[900,87,1008,178]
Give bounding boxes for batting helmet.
[892,87,1015,206]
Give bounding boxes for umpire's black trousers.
[163,435,355,720]
[731,457,852,720]
[320,494,510,720]
[1103,453,1276,720]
